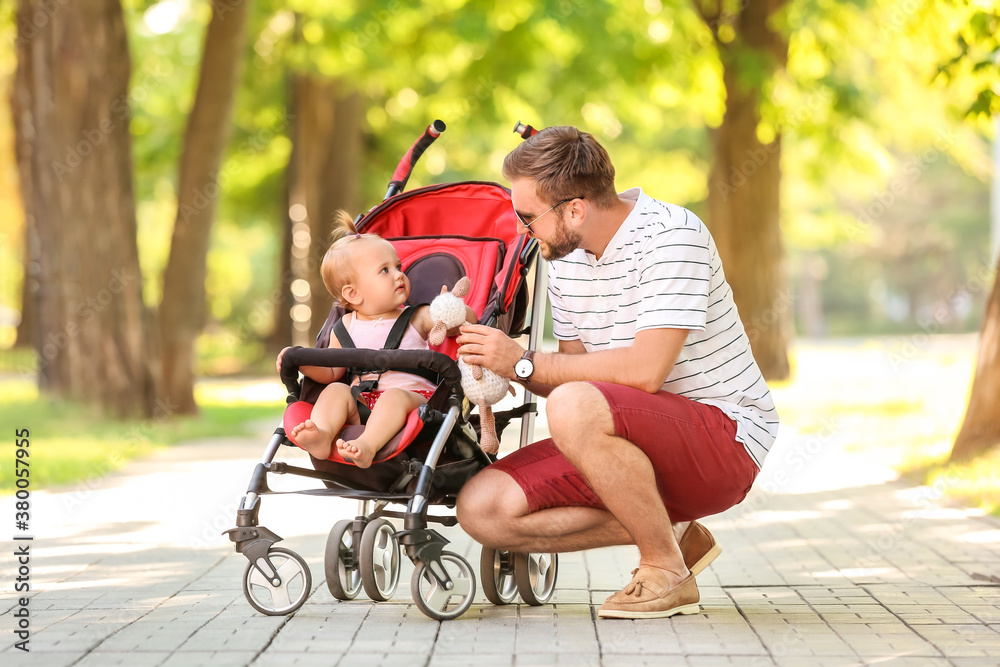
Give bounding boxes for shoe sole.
[598,602,701,619]
[689,543,722,576]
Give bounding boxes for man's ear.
[342,284,363,308]
[566,199,587,229]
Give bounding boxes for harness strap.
[330,306,440,420]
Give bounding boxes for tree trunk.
[268,74,298,358]
[14,220,38,348]
[159,0,250,414]
[287,76,364,343]
[698,0,791,380]
[12,0,157,417]
[951,261,1000,461]
[11,89,37,350]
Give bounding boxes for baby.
[276,218,475,468]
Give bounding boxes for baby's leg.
[291,384,358,459]
[338,389,428,468]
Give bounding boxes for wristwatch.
[514,349,535,381]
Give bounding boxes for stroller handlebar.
[279,345,464,400]
[384,120,447,201]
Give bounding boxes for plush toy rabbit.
[429,277,510,455]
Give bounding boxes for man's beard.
[538,215,583,261]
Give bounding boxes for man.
[455,126,778,619]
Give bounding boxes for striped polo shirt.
[548,188,778,468]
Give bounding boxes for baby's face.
[351,240,409,315]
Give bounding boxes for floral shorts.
[357,389,435,411]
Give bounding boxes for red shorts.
[357,389,435,411]
[489,382,759,522]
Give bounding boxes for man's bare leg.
[545,382,689,587]
[459,469,691,553]
[458,469,633,552]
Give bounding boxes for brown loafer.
[598,568,700,619]
[679,521,721,576]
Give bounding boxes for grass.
[772,334,1000,516]
[0,375,285,494]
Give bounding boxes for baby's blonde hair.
[321,211,392,309]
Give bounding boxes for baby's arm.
[412,303,479,340]
[275,340,347,384]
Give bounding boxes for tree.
[11,0,157,417]
[288,75,365,343]
[159,0,251,414]
[949,3,1000,461]
[693,0,791,380]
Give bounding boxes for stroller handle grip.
[384,120,447,200]
[279,346,464,399]
[513,120,538,139]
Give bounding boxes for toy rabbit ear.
[440,285,449,295]
[453,276,471,299]
[428,322,447,346]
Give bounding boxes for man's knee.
[546,382,613,443]
[457,470,525,544]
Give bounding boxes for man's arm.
[513,339,586,398]
[457,325,689,394]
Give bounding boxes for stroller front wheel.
[360,518,401,601]
[325,520,362,600]
[242,546,312,616]
[411,551,476,621]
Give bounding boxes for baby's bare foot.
[290,419,332,459]
[337,437,376,469]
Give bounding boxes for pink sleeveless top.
[342,311,437,393]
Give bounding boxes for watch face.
[515,358,533,379]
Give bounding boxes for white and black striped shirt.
[548,188,778,468]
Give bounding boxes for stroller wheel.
[242,546,312,616]
[360,518,401,601]
[480,547,518,605]
[325,520,362,600]
[513,552,558,606]
[411,551,476,621]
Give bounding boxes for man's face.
[510,178,583,261]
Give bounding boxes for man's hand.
[456,324,524,378]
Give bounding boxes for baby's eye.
[380,267,389,273]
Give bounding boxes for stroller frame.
[226,121,558,621]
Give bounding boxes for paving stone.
[5,403,1000,666]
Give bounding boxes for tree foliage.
[2,0,996,390]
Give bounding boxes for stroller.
[226,121,558,621]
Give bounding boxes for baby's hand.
[275,346,292,374]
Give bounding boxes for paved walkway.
[3,384,1000,666]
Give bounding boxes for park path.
[2,340,1000,666]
